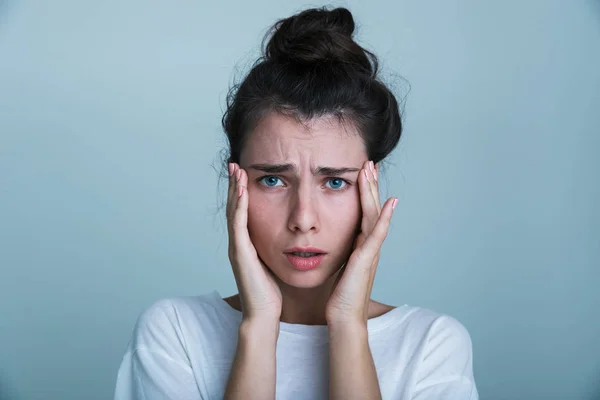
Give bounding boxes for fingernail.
[236,168,242,181]
[238,185,243,198]
[392,198,398,209]
[228,163,233,177]
[363,169,370,182]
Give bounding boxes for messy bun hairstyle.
[222,7,403,166]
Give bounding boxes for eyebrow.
[248,163,360,176]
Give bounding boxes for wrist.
[327,319,368,340]
[239,318,280,343]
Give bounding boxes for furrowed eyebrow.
[314,166,360,176]
[248,163,296,173]
[248,163,360,176]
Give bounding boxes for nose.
[287,185,319,234]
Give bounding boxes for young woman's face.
[239,112,368,288]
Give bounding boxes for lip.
[285,253,326,271]
[283,247,327,271]
[284,246,327,254]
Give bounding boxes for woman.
[114,7,478,400]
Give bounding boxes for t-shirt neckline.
[206,290,407,339]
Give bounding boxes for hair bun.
[264,7,374,74]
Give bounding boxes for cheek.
[246,189,279,243]
[322,191,362,234]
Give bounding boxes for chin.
[276,271,328,289]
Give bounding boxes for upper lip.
[284,246,327,254]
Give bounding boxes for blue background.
[1,1,599,399]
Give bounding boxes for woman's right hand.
[226,163,283,323]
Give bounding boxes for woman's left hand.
[325,160,398,327]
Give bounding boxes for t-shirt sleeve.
[411,315,479,400]
[114,299,204,400]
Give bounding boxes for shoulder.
[388,303,471,335]
[397,307,478,397]
[376,304,475,367]
[401,306,476,380]
[128,292,228,350]
[419,311,474,362]
[115,295,220,399]
[399,305,474,352]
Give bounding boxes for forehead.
[240,112,367,166]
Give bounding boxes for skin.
[224,112,395,324]
[223,111,398,400]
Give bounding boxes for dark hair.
[222,6,403,166]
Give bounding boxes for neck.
[276,276,338,325]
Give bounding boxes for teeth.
[292,252,318,257]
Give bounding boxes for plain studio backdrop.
[0,1,599,399]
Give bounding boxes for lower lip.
[285,254,326,271]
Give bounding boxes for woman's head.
[222,7,403,288]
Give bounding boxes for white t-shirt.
[114,291,478,400]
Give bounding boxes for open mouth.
[288,252,321,257]
[283,247,327,271]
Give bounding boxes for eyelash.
[257,175,351,191]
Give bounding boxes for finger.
[358,197,397,261]
[231,168,253,257]
[359,161,379,235]
[232,169,248,230]
[238,165,248,189]
[234,166,249,230]
[373,161,379,182]
[330,264,346,294]
[369,162,381,214]
[365,162,381,238]
[227,164,244,232]
[226,163,238,222]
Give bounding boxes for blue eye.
[259,176,284,187]
[326,178,347,190]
